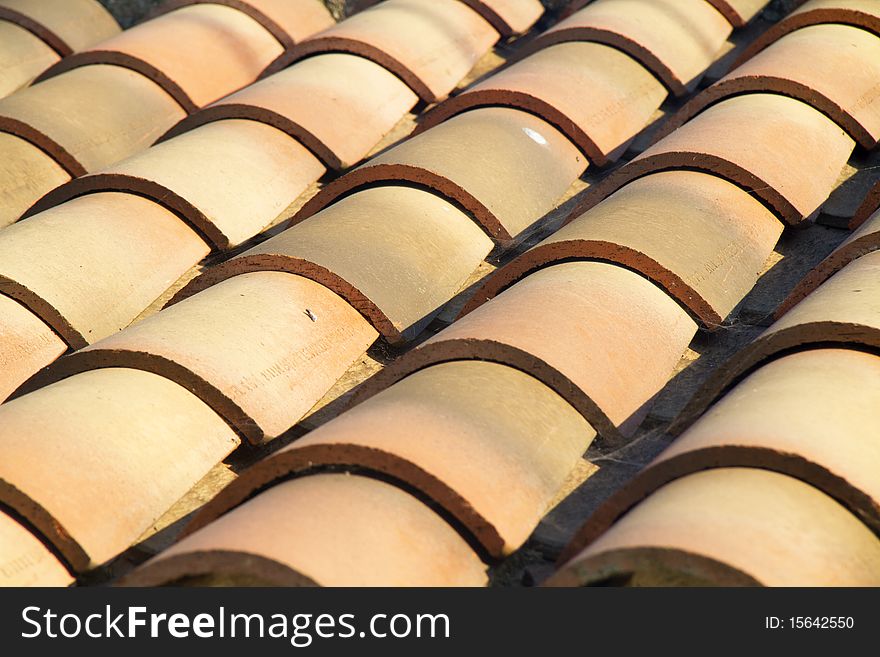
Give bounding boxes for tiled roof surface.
[0,0,878,588]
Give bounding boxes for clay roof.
[0,0,878,588]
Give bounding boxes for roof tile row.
[0,0,334,228]
[116,0,781,586]
[0,0,777,585]
[0,0,119,98]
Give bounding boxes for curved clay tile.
[0,22,60,99]
[351,261,697,447]
[705,0,768,27]
[0,192,209,352]
[0,294,66,402]
[852,179,880,230]
[734,0,880,66]
[31,272,379,446]
[295,107,586,243]
[524,0,732,97]
[658,24,880,149]
[171,187,493,344]
[673,250,880,434]
[571,93,855,226]
[417,41,667,166]
[0,510,73,587]
[0,64,186,176]
[563,349,880,561]
[549,469,880,586]
[26,119,327,250]
[459,0,543,36]
[123,474,488,587]
[160,53,418,170]
[460,171,781,327]
[183,361,595,558]
[265,0,500,103]
[0,132,69,228]
[0,367,239,572]
[150,0,335,50]
[0,0,119,56]
[34,4,285,112]
[775,208,880,319]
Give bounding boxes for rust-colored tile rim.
[263,41,438,103]
[0,478,88,573]
[0,278,82,349]
[146,0,301,50]
[566,160,798,226]
[457,243,722,327]
[24,175,228,250]
[0,117,86,176]
[555,447,880,567]
[293,169,513,243]
[120,549,320,586]
[522,31,686,96]
[653,81,876,149]
[704,0,754,28]
[851,183,880,230]
[459,0,539,37]
[346,345,625,448]
[121,549,319,586]
[732,9,880,68]
[33,52,197,113]
[176,444,507,557]
[168,255,403,343]
[156,104,343,169]
[0,7,73,55]
[773,231,880,320]
[671,335,880,438]
[546,546,762,586]
[12,349,261,445]
[416,91,613,166]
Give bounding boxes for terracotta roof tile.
[735,0,880,66]
[0,509,73,587]
[0,0,334,224]
[0,64,187,176]
[34,4,286,112]
[550,469,880,586]
[26,118,327,250]
[172,186,494,343]
[705,0,769,27]
[460,171,782,328]
[460,0,543,36]
[573,93,856,225]
[296,107,587,243]
[527,0,733,96]
[0,367,239,572]
[123,474,488,587]
[351,261,697,447]
[0,0,119,56]
[266,0,501,103]
[775,206,880,318]
[0,131,69,228]
[659,23,880,148]
[0,294,66,403]
[565,349,880,560]
[0,22,61,100]
[28,272,378,445]
[183,360,595,558]
[852,178,880,229]
[0,192,210,351]
[150,0,335,50]
[159,53,419,170]
[418,41,668,166]
[674,250,880,434]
